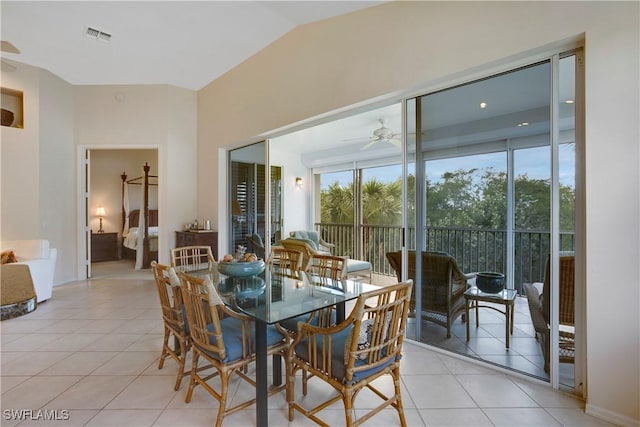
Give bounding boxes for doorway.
[82,148,159,279]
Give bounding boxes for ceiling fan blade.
[388,138,402,147]
[360,139,379,151]
[342,136,372,142]
[1,60,16,72]
[1,41,20,54]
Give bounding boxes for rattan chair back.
[287,280,413,426]
[305,253,348,280]
[170,245,216,273]
[150,261,189,390]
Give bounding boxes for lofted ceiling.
[0,1,384,91]
[2,2,575,159]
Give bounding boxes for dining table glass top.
[208,266,379,324]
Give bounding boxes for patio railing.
[315,223,575,294]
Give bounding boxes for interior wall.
[269,139,310,234]
[1,62,76,285]
[75,84,198,266]
[1,63,42,240]
[39,69,75,283]
[197,2,639,424]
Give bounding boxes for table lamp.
[96,207,106,233]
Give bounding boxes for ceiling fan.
[345,119,402,150]
[1,41,20,72]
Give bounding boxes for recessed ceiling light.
[517,122,529,127]
[480,102,487,109]
[564,99,575,104]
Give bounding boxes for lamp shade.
[96,207,106,217]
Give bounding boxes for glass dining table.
[210,265,380,427]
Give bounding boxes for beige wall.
[75,85,198,267]
[197,2,639,424]
[2,78,198,279]
[1,62,76,283]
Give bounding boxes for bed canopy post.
[121,172,127,234]
[143,162,151,269]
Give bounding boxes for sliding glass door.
[404,54,580,389]
[266,49,581,392]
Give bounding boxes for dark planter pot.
[476,272,505,293]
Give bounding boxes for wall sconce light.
[295,177,303,187]
[96,207,106,233]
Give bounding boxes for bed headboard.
[129,209,159,227]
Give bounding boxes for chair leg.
[185,351,199,403]
[158,326,170,369]
[286,361,296,421]
[173,337,187,391]
[215,370,230,427]
[392,367,407,427]
[343,389,355,427]
[302,370,308,396]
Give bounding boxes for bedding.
[123,226,159,251]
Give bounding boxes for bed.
[122,209,159,261]
[121,163,158,269]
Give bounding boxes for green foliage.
[320,168,575,232]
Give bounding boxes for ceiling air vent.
[85,26,111,42]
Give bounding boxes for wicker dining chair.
[150,261,191,390]
[170,245,216,273]
[177,272,289,427]
[276,253,347,335]
[287,280,413,427]
[304,253,348,280]
[266,247,304,271]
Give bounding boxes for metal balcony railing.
[315,223,575,294]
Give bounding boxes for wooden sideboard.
[175,231,218,259]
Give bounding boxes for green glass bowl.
[217,259,265,277]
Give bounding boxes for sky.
[321,143,575,190]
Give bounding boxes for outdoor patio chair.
[288,230,335,254]
[281,238,372,282]
[524,254,575,373]
[386,251,475,338]
[286,280,413,426]
[246,233,265,260]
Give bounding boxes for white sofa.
[1,240,57,302]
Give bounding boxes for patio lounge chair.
[281,237,372,281]
[386,251,475,338]
[524,254,575,373]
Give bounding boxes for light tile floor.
[0,261,615,426]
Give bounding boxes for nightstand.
[91,232,119,262]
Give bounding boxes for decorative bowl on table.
[218,275,266,299]
[217,259,265,277]
[475,272,505,293]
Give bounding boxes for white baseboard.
[585,403,639,427]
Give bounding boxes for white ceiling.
[0,1,383,91]
[2,2,575,159]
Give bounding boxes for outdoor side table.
[464,287,518,349]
